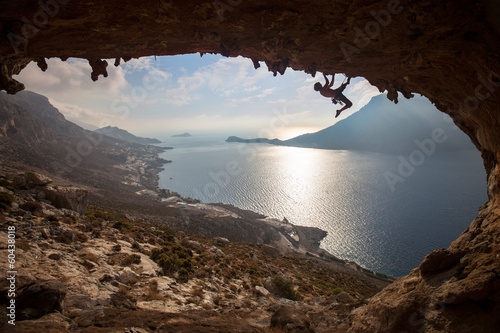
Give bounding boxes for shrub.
[331,287,344,295]
[0,191,15,211]
[112,244,122,252]
[272,276,301,301]
[150,245,196,281]
[178,268,189,282]
[0,179,15,192]
[146,279,162,301]
[46,215,59,222]
[68,214,78,221]
[62,215,77,224]
[56,230,75,244]
[20,201,43,213]
[122,254,141,266]
[0,178,11,187]
[112,221,125,230]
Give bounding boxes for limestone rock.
[419,248,464,276]
[44,186,88,215]
[26,172,53,186]
[82,259,98,272]
[254,285,270,297]
[48,253,61,260]
[40,228,50,239]
[13,312,72,332]
[110,292,137,310]
[213,237,229,248]
[262,244,281,257]
[118,267,139,285]
[270,305,313,332]
[17,280,67,321]
[12,173,28,188]
[181,238,202,250]
[336,292,354,303]
[208,246,225,257]
[11,172,53,187]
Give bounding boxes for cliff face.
[1,0,500,331]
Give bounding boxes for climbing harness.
[331,74,349,105]
[331,97,344,105]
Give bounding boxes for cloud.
[244,85,260,92]
[163,56,272,106]
[346,80,382,109]
[121,58,153,72]
[49,99,124,128]
[255,87,278,99]
[15,58,129,99]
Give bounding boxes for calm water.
[158,137,487,277]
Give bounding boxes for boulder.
[181,238,202,250]
[11,171,53,188]
[82,259,98,272]
[208,246,225,257]
[335,291,354,303]
[262,244,281,257]
[254,285,270,297]
[118,267,139,285]
[48,253,61,260]
[110,292,137,309]
[12,173,28,188]
[13,312,72,332]
[17,280,67,321]
[44,186,88,215]
[214,237,230,248]
[56,230,76,244]
[420,248,464,276]
[26,172,53,186]
[270,305,313,332]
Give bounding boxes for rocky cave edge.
[1,0,499,331]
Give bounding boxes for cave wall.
[1,0,500,331]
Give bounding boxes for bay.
[158,137,487,277]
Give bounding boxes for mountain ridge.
[95,126,162,145]
[227,94,475,153]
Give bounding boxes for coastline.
[147,149,395,284]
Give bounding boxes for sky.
[15,53,381,140]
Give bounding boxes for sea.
[158,137,487,277]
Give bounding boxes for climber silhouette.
[314,73,353,118]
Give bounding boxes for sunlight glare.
[275,126,323,140]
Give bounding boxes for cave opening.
[12,52,488,277]
[1,0,499,330]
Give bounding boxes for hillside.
[0,174,389,332]
[0,91,392,331]
[228,94,475,153]
[96,126,162,145]
[0,91,169,193]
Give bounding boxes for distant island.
[227,94,475,153]
[171,133,192,137]
[226,136,283,144]
[95,126,162,145]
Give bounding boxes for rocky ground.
[0,170,391,332]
